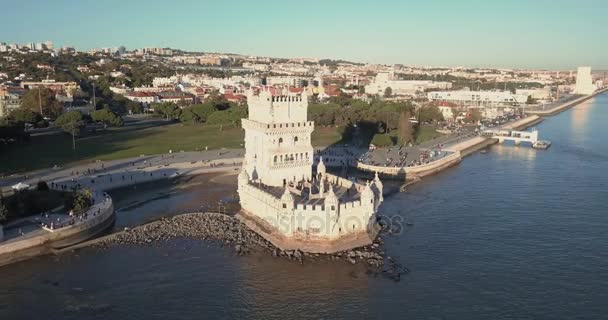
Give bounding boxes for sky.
[0,0,606,70]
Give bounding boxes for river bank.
[526,88,608,116]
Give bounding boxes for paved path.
[0,149,244,193]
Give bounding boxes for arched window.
[274,155,277,163]
[294,136,299,144]
[278,137,283,146]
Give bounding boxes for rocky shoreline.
[93,212,408,281]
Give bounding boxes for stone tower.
[241,89,315,187]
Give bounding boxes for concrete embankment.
[446,115,544,157]
[357,151,463,179]
[0,195,114,267]
[527,88,607,116]
[0,159,241,268]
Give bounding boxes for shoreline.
[526,88,608,116]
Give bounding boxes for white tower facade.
[242,89,314,187]
[574,66,595,95]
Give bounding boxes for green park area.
[0,122,343,175]
[415,126,445,144]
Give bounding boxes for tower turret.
[317,156,326,176]
[280,187,295,212]
[373,172,383,202]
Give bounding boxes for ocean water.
[1,94,607,320]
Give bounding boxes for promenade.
[526,88,608,116]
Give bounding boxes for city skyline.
[0,0,606,70]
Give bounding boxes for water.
[1,94,608,319]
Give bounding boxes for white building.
[237,89,383,253]
[365,72,452,96]
[152,76,179,87]
[428,90,528,107]
[516,87,552,101]
[574,67,596,95]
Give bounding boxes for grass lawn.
[0,123,244,174]
[312,126,343,147]
[415,126,444,144]
[1,122,345,174]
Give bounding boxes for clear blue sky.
[1,0,606,70]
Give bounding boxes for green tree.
[153,102,181,120]
[55,110,85,149]
[66,189,93,213]
[398,111,414,145]
[418,105,444,123]
[468,109,483,123]
[126,101,143,114]
[91,108,123,127]
[9,109,41,124]
[384,87,393,98]
[21,87,62,118]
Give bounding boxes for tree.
[21,87,62,118]
[126,101,143,114]
[384,87,393,98]
[153,102,181,120]
[9,108,41,124]
[66,189,93,213]
[55,111,85,149]
[398,111,414,145]
[36,181,50,191]
[418,105,444,123]
[468,109,483,123]
[91,108,123,127]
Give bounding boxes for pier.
[481,129,539,146]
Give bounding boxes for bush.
[37,181,49,191]
[65,189,93,214]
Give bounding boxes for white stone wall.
[238,179,379,241]
[243,90,314,187]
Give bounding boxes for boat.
[532,140,552,149]
[480,149,488,154]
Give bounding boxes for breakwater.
[88,211,407,281]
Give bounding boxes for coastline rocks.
[94,212,407,281]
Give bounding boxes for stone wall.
[236,209,378,254]
[238,180,377,240]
